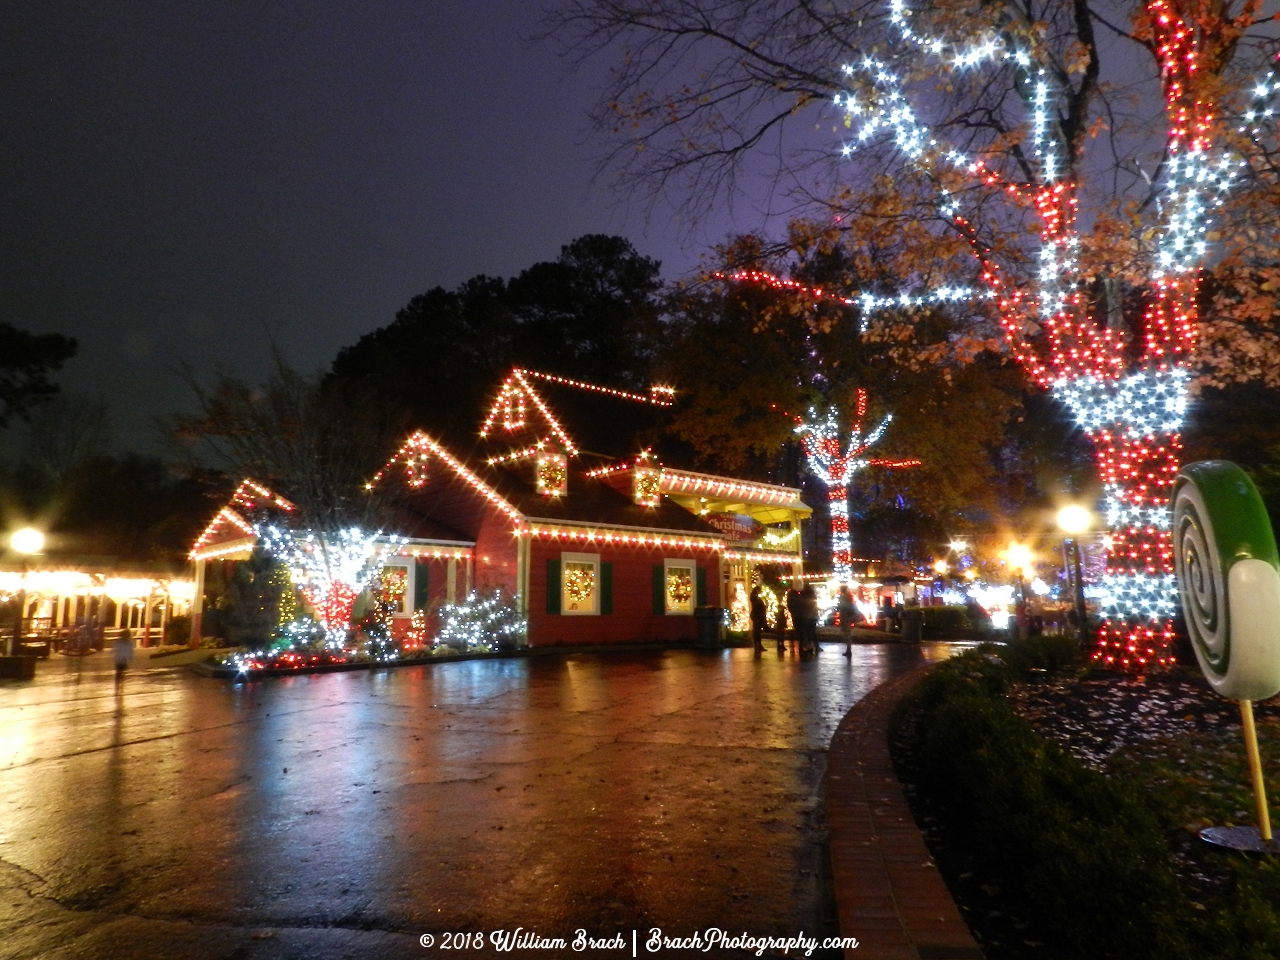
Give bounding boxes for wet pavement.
[0,643,960,959]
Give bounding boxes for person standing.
[113,629,134,685]
[749,585,768,654]
[837,583,858,658]
[799,584,821,657]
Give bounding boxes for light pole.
[1056,505,1092,642]
[8,527,45,657]
[1004,542,1034,641]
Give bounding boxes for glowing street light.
[1004,543,1034,575]
[9,528,44,555]
[1056,505,1092,535]
[948,539,969,552]
[933,560,949,575]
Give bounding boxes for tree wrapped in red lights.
[557,0,1280,669]
[794,389,920,580]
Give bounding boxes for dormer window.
[634,464,661,507]
[536,450,568,497]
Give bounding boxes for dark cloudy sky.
[2,1,766,451]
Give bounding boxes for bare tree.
[171,356,410,532]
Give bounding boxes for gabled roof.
[189,479,295,561]
[478,367,675,463]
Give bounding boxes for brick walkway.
[825,665,985,960]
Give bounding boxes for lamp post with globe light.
[1056,506,1093,642]
[7,527,44,657]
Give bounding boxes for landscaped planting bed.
[892,639,1280,960]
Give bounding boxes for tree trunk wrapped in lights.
[829,0,1273,668]
[794,389,919,581]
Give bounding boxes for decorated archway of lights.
[730,0,1280,668]
[794,389,920,581]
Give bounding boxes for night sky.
[2,2,762,451]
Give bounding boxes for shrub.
[918,605,972,638]
[911,649,1193,959]
[164,614,192,646]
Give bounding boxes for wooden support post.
[1241,699,1273,842]
[190,558,206,648]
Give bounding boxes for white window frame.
[663,558,696,616]
[379,561,414,616]
[561,552,601,616]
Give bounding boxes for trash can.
[899,607,924,643]
[0,655,38,680]
[694,606,726,649]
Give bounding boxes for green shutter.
[600,562,613,615]
[696,566,707,607]
[546,559,561,615]
[653,564,665,614]
[414,560,430,611]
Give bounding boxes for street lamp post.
[1056,506,1092,643]
[1004,543,1034,642]
[7,527,45,657]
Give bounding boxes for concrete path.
[0,643,962,959]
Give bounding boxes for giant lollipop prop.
[1173,461,1280,850]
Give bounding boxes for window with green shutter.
[652,564,664,614]
[696,566,707,607]
[547,559,561,615]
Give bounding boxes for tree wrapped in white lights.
[795,389,920,581]
[254,524,403,646]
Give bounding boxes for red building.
[190,370,810,647]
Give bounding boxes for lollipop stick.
[1240,699,1272,842]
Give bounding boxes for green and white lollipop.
[1173,460,1280,848]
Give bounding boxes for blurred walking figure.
[837,583,858,658]
[785,586,803,655]
[749,585,767,655]
[799,584,820,657]
[113,629,134,683]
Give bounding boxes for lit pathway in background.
[0,644,961,959]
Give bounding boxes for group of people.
[748,582,865,658]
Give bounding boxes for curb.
[825,663,984,960]
[190,640,703,680]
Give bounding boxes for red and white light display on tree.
[794,389,920,581]
[255,524,404,646]
[785,0,1279,667]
